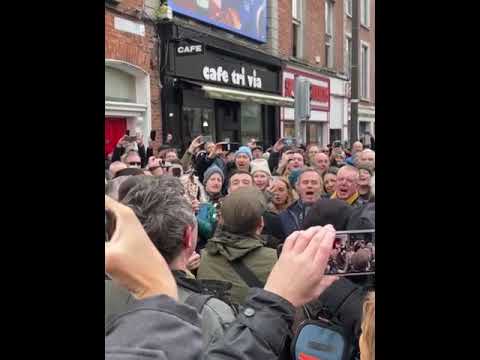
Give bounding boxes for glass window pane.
[283,121,295,138]
[105,67,136,103]
[241,103,262,145]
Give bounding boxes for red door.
[105,117,127,156]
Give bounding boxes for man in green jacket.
[197,186,278,306]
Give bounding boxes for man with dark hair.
[114,167,145,178]
[106,176,236,347]
[278,168,324,239]
[197,187,278,305]
[227,170,254,193]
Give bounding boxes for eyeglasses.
[128,162,141,166]
[321,150,330,153]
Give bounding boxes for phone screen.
[326,230,375,276]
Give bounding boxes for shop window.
[283,121,295,138]
[183,106,215,140]
[306,123,324,145]
[330,129,342,143]
[241,103,262,145]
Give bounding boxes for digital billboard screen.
[169,0,267,43]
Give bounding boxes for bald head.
[335,165,360,201]
[352,141,364,154]
[313,152,330,173]
[358,149,375,169]
[109,161,127,178]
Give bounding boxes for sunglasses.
[321,150,329,153]
[128,162,141,166]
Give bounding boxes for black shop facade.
[158,23,292,152]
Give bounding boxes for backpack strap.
[230,258,264,288]
[184,293,215,313]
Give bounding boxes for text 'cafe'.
[159,23,294,151]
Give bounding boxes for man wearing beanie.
[197,186,277,306]
[222,145,253,194]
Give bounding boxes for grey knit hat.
[203,165,225,185]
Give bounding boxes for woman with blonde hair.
[267,176,295,214]
[360,291,375,360]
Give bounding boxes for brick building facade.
[104,1,375,152]
[105,0,162,157]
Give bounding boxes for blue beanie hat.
[235,146,252,160]
[288,168,302,188]
[203,165,224,185]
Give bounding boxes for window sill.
[360,23,370,30]
[346,13,352,18]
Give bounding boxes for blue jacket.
[278,200,310,239]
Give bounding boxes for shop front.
[159,23,292,151]
[281,66,330,146]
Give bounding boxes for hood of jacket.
[205,229,265,261]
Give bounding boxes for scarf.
[331,191,360,205]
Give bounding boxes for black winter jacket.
[105,288,295,360]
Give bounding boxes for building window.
[330,129,342,143]
[345,36,352,77]
[241,103,262,145]
[283,121,295,138]
[345,0,352,17]
[292,0,302,58]
[361,44,369,99]
[325,1,334,68]
[361,0,370,27]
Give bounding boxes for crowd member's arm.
[195,145,222,181]
[112,136,128,163]
[105,196,337,360]
[181,136,203,172]
[268,138,285,173]
[146,142,154,160]
[137,138,147,168]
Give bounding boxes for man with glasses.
[124,150,142,169]
[331,165,366,208]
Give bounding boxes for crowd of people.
[105,133,376,360]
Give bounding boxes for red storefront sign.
[283,68,330,111]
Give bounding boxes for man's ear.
[183,225,194,252]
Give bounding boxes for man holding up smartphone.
[112,132,147,168]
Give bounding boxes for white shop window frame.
[105,59,151,146]
[360,41,371,101]
[361,0,370,29]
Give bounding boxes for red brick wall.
[278,0,292,58]
[278,0,345,71]
[303,0,324,66]
[334,1,344,73]
[105,3,162,141]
